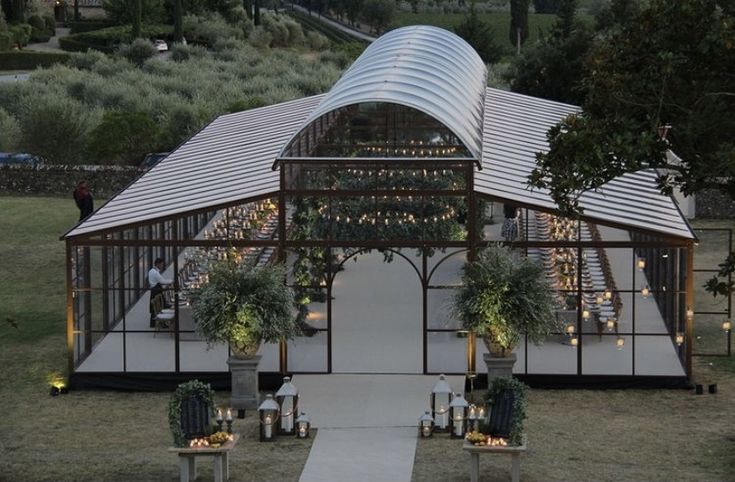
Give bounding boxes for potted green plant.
[190,259,298,412]
[452,244,561,382]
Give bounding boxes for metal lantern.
[418,411,434,438]
[258,394,280,442]
[295,412,311,439]
[276,376,299,435]
[449,392,469,439]
[430,374,453,433]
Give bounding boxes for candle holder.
[226,419,233,434]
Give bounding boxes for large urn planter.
[483,352,517,386]
[228,355,261,413]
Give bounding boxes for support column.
[685,241,694,378]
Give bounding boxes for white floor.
[295,374,464,482]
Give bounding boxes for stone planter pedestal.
[483,352,517,386]
[227,355,261,414]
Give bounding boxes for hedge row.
[68,20,117,34]
[0,51,70,70]
[59,24,174,53]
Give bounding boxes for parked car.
[153,39,169,52]
[0,152,43,167]
[140,152,169,171]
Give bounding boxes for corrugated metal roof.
[279,25,487,161]
[64,87,693,241]
[476,88,694,239]
[64,95,324,238]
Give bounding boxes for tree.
[554,0,576,39]
[173,0,183,42]
[254,0,260,25]
[528,0,735,295]
[88,111,159,165]
[102,0,165,25]
[74,0,80,21]
[361,0,395,35]
[509,0,529,54]
[594,0,639,32]
[509,0,592,104]
[455,2,502,63]
[132,0,142,38]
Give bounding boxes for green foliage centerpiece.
[168,379,215,447]
[190,260,298,358]
[485,377,527,446]
[453,244,560,358]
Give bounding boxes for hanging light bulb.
[582,309,590,320]
[723,320,732,332]
[616,337,625,350]
[686,307,694,319]
[675,333,684,346]
[606,318,616,331]
[637,258,646,270]
[570,336,579,347]
[641,285,650,298]
[566,324,575,335]
[596,293,604,305]
[604,289,613,301]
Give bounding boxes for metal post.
[65,240,75,376]
[685,241,695,377]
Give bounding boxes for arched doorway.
[331,249,423,373]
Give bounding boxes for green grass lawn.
[1,196,733,481]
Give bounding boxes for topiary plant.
[484,377,527,446]
[189,260,298,358]
[453,244,561,356]
[168,380,215,447]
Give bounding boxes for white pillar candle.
[265,415,272,439]
[454,415,463,437]
[437,405,448,429]
[282,398,293,432]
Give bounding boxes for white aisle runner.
[296,374,465,482]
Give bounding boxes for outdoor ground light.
[296,412,311,439]
[276,376,299,435]
[258,395,280,442]
[418,411,434,438]
[449,393,469,439]
[722,320,732,332]
[431,374,452,432]
[616,337,625,350]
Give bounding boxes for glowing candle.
[438,405,448,429]
[453,415,463,437]
[226,408,232,422]
[265,415,272,439]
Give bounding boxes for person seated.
[149,258,173,328]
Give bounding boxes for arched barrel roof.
[279,25,488,160]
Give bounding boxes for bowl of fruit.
[208,431,231,448]
[465,431,488,446]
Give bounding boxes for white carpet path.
[295,374,465,482]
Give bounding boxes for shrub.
[87,110,159,164]
[102,0,166,25]
[0,108,20,151]
[247,26,272,49]
[60,24,173,53]
[66,50,108,71]
[42,15,55,35]
[117,38,157,66]
[17,94,99,165]
[69,20,117,34]
[0,32,12,52]
[9,24,32,47]
[170,42,209,62]
[182,12,244,47]
[0,51,70,70]
[306,31,330,51]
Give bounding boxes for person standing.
[73,181,94,221]
[148,257,173,328]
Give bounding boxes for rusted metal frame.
[67,239,280,247]
[474,192,693,243]
[173,220,181,373]
[283,189,466,197]
[65,240,75,375]
[63,192,279,242]
[279,162,288,375]
[685,241,695,376]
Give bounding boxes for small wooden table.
[169,434,239,482]
[462,437,527,482]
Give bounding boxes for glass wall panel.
[74,333,124,372]
[427,332,466,373]
[427,288,460,330]
[581,334,633,375]
[526,335,577,374]
[288,332,328,372]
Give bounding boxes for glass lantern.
[449,392,469,439]
[258,394,280,442]
[418,411,434,438]
[296,412,311,439]
[430,374,453,433]
[276,376,299,435]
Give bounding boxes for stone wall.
[0,165,141,198]
[695,189,735,219]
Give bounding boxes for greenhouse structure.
[62,26,696,390]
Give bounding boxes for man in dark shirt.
[73,181,94,221]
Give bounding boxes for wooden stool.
[462,436,527,482]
